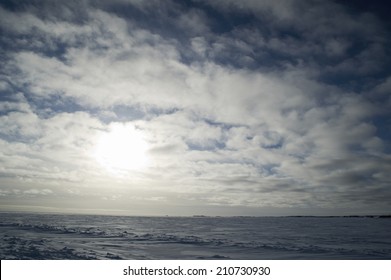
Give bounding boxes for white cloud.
[1,0,390,214]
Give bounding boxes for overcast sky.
[1,0,390,216]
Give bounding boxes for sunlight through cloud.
[93,123,150,174]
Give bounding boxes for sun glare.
[94,124,149,173]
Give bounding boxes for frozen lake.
[1,212,390,259]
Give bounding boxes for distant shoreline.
[0,211,390,219]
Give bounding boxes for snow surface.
[1,213,390,259]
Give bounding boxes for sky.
[0,0,390,216]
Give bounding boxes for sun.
[94,123,149,173]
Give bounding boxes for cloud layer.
[1,0,390,215]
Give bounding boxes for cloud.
[0,0,390,215]
[23,188,53,195]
